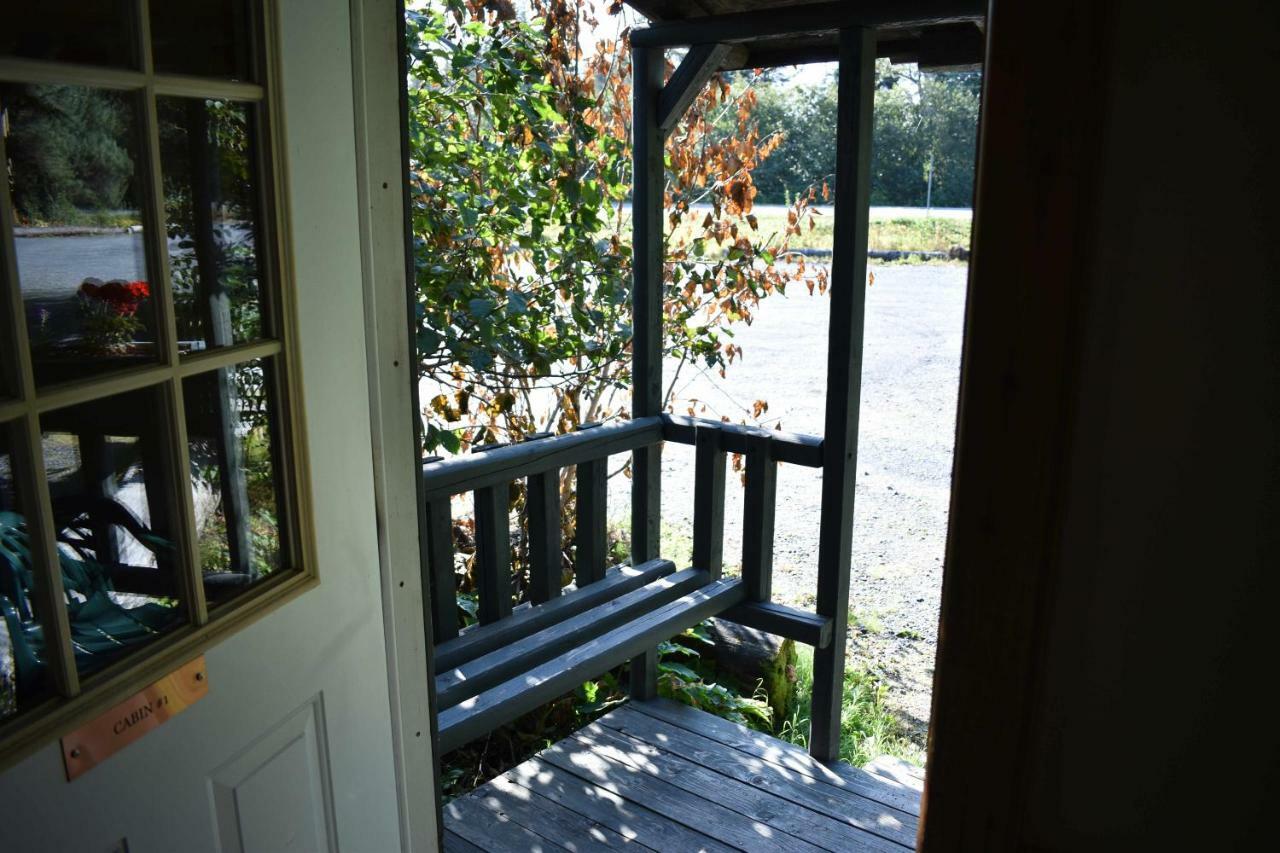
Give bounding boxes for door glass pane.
[2,83,160,387]
[150,1,254,81]
[183,358,284,607]
[158,98,267,351]
[41,387,185,679]
[2,423,54,721]
[0,2,138,69]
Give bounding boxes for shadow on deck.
[443,697,923,851]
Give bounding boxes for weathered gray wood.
[658,43,747,136]
[662,414,823,467]
[865,754,927,792]
[632,698,921,817]
[425,498,458,643]
[740,437,777,601]
[469,773,630,852]
[599,708,917,849]
[434,560,676,673]
[437,579,746,750]
[630,42,666,701]
[474,482,512,624]
[506,758,734,853]
[527,463,562,604]
[541,733,824,853]
[718,600,832,648]
[422,417,662,500]
[577,723,909,852]
[445,793,565,851]
[442,830,486,853]
[629,0,984,48]
[436,569,711,709]
[691,425,726,579]
[715,27,984,71]
[811,26,876,764]
[574,454,608,587]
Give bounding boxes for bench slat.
[434,559,676,673]
[438,577,747,751]
[437,568,711,710]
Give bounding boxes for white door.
[0,1,404,850]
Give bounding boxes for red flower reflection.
[79,279,151,317]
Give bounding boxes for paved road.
[609,261,967,740]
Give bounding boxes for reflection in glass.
[40,387,184,678]
[2,423,54,721]
[1,298,16,399]
[2,83,159,386]
[151,0,253,81]
[150,1,254,81]
[183,359,283,606]
[158,98,266,351]
[0,2,138,68]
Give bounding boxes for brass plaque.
[61,656,209,781]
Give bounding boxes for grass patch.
[16,209,142,230]
[851,611,885,634]
[779,646,922,767]
[662,211,971,255]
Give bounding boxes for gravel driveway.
[610,261,968,742]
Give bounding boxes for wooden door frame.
[349,0,440,850]
[919,1,1111,848]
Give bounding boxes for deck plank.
[597,707,916,848]
[446,791,566,851]
[506,757,731,853]
[576,723,908,852]
[631,697,922,816]
[539,734,826,853]
[444,698,921,851]
[443,830,487,853]
[467,773,638,852]
[865,754,927,791]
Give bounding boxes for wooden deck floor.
[443,698,923,852]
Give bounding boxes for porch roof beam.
[629,0,985,49]
[717,29,985,72]
[658,43,748,136]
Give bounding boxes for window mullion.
[0,134,34,406]
[135,0,208,627]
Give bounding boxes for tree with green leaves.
[406,0,820,454]
[743,61,980,207]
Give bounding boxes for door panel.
[0,2,403,850]
[209,699,335,853]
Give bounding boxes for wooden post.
[526,465,561,604]
[574,454,608,587]
[810,27,875,763]
[691,425,726,579]
[424,498,457,643]
[629,43,665,700]
[473,483,513,624]
[741,433,777,602]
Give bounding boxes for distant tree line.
[743,61,981,207]
[3,84,138,224]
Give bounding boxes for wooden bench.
[422,415,835,752]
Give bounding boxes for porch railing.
[422,414,836,752]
